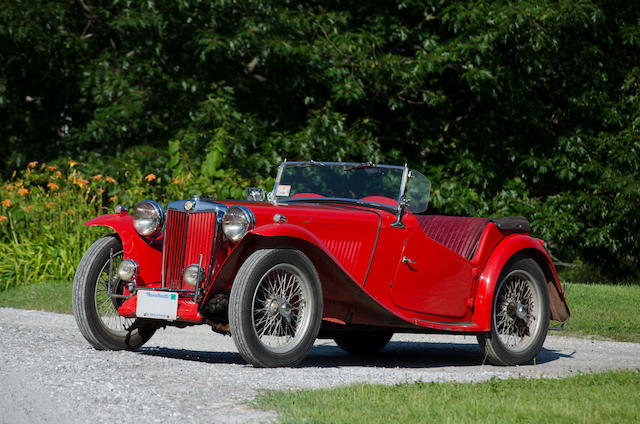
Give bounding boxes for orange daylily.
[18,188,29,196]
[0,215,7,223]
[1,199,11,207]
[47,165,57,172]
[92,174,103,181]
[27,161,38,169]
[45,202,54,209]
[109,196,118,203]
[105,176,116,183]
[68,160,78,168]
[47,182,60,190]
[76,178,88,188]
[145,173,157,182]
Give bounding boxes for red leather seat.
[414,215,489,261]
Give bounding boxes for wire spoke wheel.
[94,249,136,333]
[252,264,311,352]
[230,249,323,367]
[73,235,155,350]
[477,255,550,365]
[494,270,540,352]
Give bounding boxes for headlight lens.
[117,259,139,281]
[183,264,205,287]
[222,206,255,242]
[133,200,165,237]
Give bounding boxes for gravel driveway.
[1,307,639,423]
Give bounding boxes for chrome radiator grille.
[162,209,217,291]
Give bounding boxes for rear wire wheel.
[477,255,550,365]
[72,235,155,350]
[229,249,323,367]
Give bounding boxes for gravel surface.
[2,307,639,424]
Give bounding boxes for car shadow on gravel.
[300,341,569,368]
[137,347,246,365]
[136,341,571,368]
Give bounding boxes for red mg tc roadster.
[73,161,570,367]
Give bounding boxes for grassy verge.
[559,283,640,343]
[255,370,640,424]
[0,280,73,314]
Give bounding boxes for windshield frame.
[269,161,428,216]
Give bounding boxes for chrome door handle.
[402,256,416,265]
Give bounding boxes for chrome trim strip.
[161,213,169,288]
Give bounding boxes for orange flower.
[23,205,33,212]
[145,173,157,182]
[76,178,88,188]
[68,160,78,168]
[47,182,59,190]
[0,215,7,223]
[45,202,54,209]
[6,184,13,192]
[171,177,179,184]
[2,199,11,207]
[105,176,116,183]
[54,171,62,179]
[18,188,29,196]
[47,166,57,172]
[27,161,38,169]
[92,174,103,181]
[109,196,118,203]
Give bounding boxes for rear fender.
[85,214,162,285]
[473,234,570,330]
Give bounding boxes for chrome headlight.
[133,200,165,237]
[117,259,139,281]
[183,264,205,287]
[222,206,255,242]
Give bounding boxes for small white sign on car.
[136,290,178,320]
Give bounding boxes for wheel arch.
[85,214,162,284]
[472,234,570,330]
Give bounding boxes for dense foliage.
[1,0,639,281]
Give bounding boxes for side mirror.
[246,187,265,201]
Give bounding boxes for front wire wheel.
[230,249,323,367]
[72,235,155,350]
[477,255,550,365]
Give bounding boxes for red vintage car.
[73,161,569,367]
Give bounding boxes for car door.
[390,230,474,319]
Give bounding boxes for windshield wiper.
[343,162,377,172]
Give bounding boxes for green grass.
[560,283,640,343]
[0,280,73,314]
[255,370,640,424]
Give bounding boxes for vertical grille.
[163,209,217,291]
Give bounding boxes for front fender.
[472,234,570,330]
[85,214,162,285]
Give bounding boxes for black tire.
[72,235,155,350]
[229,249,323,367]
[334,332,393,355]
[477,255,550,365]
